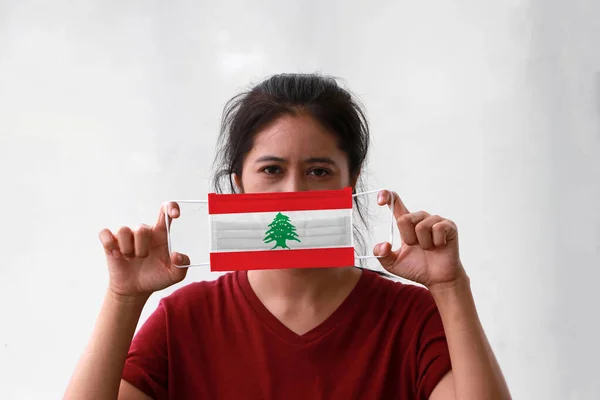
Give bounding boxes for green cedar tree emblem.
[263,212,301,250]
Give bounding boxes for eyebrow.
[254,156,338,166]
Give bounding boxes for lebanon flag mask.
[165,187,394,272]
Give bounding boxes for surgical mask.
[165,187,395,271]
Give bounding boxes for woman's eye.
[309,168,330,177]
[262,166,281,175]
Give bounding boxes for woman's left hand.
[373,190,467,290]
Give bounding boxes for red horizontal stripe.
[209,247,355,271]
[208,187,353,214]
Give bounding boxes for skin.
[235,112,364,337]
[64,112,511,399]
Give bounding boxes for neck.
[247,267,361,305]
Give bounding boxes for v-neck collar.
[235,268,374,346]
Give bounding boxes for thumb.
[168,252,189,282]
[170,252,190,268]
[373,242,396,270]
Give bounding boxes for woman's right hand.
[99,202,189,299]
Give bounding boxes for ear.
[350,171,360,192]
[233,173,243,193]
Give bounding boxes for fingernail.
[112,249,120,258]
[177,254,183,263]
[378,243,385,253]
[377,193,384,203]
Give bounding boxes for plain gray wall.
[1,1,599,398]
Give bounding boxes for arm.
[372,190,510,400]
[429,276,511,400]
[63,291,151,400]
[64,203,188,399]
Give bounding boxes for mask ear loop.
[164,200,210,268]
[352,189,397,259]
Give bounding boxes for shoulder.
[364,268,435,303]
[159,272,238,311]
[361,269,446,348]
[361,268,438,319]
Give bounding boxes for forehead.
[249,113,342,157]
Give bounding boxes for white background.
[1,1,599,399]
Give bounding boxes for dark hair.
[211,73,372,265]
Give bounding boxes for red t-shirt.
[122,269,451,399]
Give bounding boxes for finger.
[116,226,135,259]
[415,215,444,250]
[99,229,121,259]
[373,242,396,269]
[171,252,190,267]
[155,202,181,232]
[134,224,152,258]
[432,220,457,247]
[397,211,430,246]
[169,252,190,283]
[377,190,410,218]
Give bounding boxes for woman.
[65,74,511,399]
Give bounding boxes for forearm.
[64,290,149,400]
[430,276,511,400]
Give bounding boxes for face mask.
[165,187,395,271]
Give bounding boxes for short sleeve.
[122,301,169,400]
[409,290,453,400]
